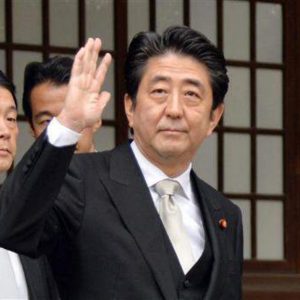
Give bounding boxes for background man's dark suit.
[20,255,60,300]
[0,69,60,300]
[0,136,243,300]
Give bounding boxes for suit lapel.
[191,172,229,299]
[20,255,59,300]
[20,255,45,300]
[96,144,177,300]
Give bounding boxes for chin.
[0,162,12,173]
[157,146,186,159]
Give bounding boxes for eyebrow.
[150,75,205,90]
[183,78,204,89]
[149,75,171,85]
[6,105,17,113]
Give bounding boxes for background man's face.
[0,87,18,172]
[30,82,98,153]
[125,53,224,171]
[30,82,67,137]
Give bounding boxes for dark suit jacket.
[20,255,60,300]
[0,135,243,300]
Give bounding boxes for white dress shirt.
[130,141,205,262]
[0,248,28,300]
[46,118,205,266]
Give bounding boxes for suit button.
[183,279,192,288]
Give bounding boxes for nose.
[165,92,183,119]
[0,119,10,140]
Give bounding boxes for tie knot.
[154,179,180,197]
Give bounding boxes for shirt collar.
[130,141,192,199]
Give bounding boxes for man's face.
[30,82,98,153]
[0,87,18,172]
[125,53,224,175]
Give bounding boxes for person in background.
[0,70,59,300]
[0,26,243,300]
[20,56,102,297]
[22,56,100,153]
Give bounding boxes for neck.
[132,141,191,177]
[152,158,190,177]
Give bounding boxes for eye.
[41,119,51,125]
[185,90,200,98]
[151,88,167,96]
[7,117,16,123]
[6,112,17,123]
[40,119,52,126]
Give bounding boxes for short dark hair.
[0,70,18,109]
[125,26,229,110]
[22,56,73,125]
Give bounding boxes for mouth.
[159,128,187,134]
[0,148,11,155]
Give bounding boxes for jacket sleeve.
[0,132,81,257]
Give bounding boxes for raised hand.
[57,38,112,133]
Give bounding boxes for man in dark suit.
[0,26,243,300]
[0,71,59,300]
[22,56,100,153]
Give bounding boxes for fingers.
[72,38,102,76]
[71,47,85,78]
[71,38,111,95]
[89,38,101,77]
[91,53,112,93]
[83,38,95,75]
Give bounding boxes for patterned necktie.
[155,179,195,274]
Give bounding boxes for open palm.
[57,38,112,133]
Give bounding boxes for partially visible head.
[0,71,19,172]
[23,56,72,131]
[125,25,229,110]
[23,56,99,153]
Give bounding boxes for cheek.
[188,112,212,134]
[11,126,18,138]
[0,158,12,172]
[134,113,156,137]
[11,136,18,156]
[33,125,46,137]
[138,105,161,126]
[15,127,19,137]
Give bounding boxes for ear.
[207,103,224,136]
[124,93,134,128]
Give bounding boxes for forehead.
[31,82,68,101]
[0,87,17,110]
[140,53,211,86]
[30,82,68,109]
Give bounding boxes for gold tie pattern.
[155,179,195,274]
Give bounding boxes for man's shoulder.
[192,171,241,214]
[70,142,132,169]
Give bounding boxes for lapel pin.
[219,218,227,230]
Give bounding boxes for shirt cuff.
[47,117,81,147]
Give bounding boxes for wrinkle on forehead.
[142,53,212,98]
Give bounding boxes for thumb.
[98,91,111,113]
